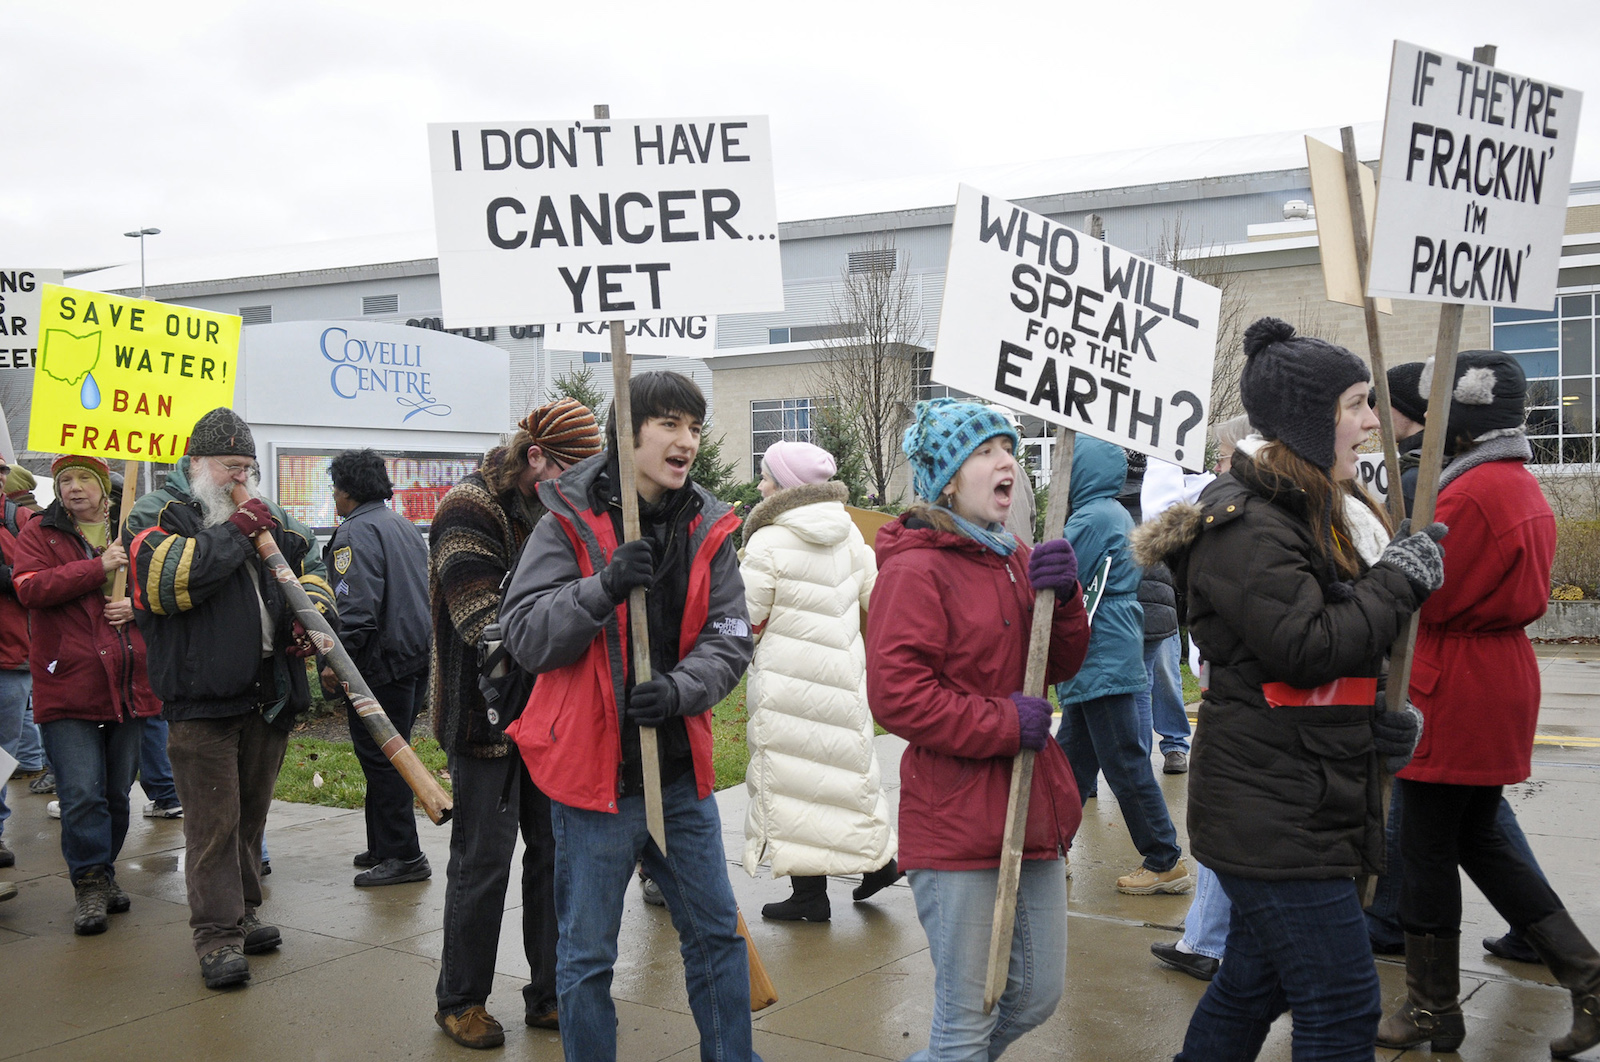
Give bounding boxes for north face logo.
[712,616,750,638]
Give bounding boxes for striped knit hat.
[902,398,1020,503]
[52,453,112,499]
[520,397,603,467]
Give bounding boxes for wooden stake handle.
[737,908,778,1010]
[110,460,140,600]
[984,428,1075,1013]
[231,484,452,824]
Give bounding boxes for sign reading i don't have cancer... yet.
[427,116,784,326]
[932,185,1221,471]
[28,285,240,461]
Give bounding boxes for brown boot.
[1521,909,1600,1059]
[1375,932,1466,1051]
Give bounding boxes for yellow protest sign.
[28,284,240,463]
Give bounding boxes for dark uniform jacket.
[325,499,431,689]
[124,458,336,725]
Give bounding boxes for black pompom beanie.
[1419,349,1526,453]
[188,407,255,458]
[1238,317,1371,470]
[1386,362,1429,425]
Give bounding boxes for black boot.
[1375,933,1466,1051]
[762,875,830,922]
[73,868,111,936]
[853,858,903,903]
[1522,909,1600,1059]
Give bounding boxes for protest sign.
[1305,137,1393,314]
[1355,452,1393,505]
[932,185,1221,471]
[28,284,240,462]
[1,268,65,457]
[1368,41,1583,308]
[544,314,715,356]
[428,117,784,329]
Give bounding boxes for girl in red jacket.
[866,399,1089,1061]
[1378,351,1600,1059]
[14,455,161,936]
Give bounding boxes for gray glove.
[1373,693,1424,774]
[1378,521,1447,597]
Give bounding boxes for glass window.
[1495,321,1560,350]
[768,327,791,344]
[750,398,817,476]
[1493,304,1558,323]
[1562,379,1595,436]
[1562,319,1593,376]
[581,350,611,364]
[1512,351,1559,378]
[1561,294,1593,317]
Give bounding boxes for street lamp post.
[123,227,160,298]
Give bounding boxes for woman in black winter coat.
[1137,318,1444,1061]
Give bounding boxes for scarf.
[933,504,1018,557]
[1438,430,1533,491]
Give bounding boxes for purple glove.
[1012,693,1053,751]
[1028,537,1078,594]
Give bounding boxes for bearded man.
[124,407,336,990]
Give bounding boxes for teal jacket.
[1055,437,1146,703]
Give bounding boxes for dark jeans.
[40,717,144,882]
[168,711,289,957]
[139,714,180,808]
[436,751,559,1019]
[1177,873,1381,1062]
[1055,690,1182,872]
[346,671,424,861]
[1397,778,1563,938]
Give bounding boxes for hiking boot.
[0,838,13,869]
[73,869,111,935]
[1484,929,1542,964]
[639,874,665,907]
[762,875,830,922]
[28,771,55,795]
[9,764,45,782]
[353,853,431,887]
[241,912,281,954]
[103,874,131,914]
[525,1007,559,1030]
[1163,750,1190,774]
[1523,908,1600,1059]
[1117,860,1193,895]
[200,945,250,989]
[143,801,183,819]
[853,858,903,902]
[435,1005,505,1048]
[1376,933,1466,1051]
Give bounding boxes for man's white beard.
[193,465,263,527]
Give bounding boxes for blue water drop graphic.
[80,372,101,409]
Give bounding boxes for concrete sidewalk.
[2,649,1597,1060]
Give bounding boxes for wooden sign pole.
[109,459,140,599]
[984,426,1074,1013]
[596,102,668,858]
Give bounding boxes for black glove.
[1378,521,1447,597]
[627,675,681,729]
[1372,691,1424,774]
[601,539,656,603]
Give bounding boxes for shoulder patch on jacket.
[712,616,750,638]
[332,546,352,575]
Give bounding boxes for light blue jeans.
[1134,633,1191,757]
[906,859,1068,1061]
[0,670,29,838]
[1180,863,1232,960]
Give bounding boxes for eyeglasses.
[212,458,257,474]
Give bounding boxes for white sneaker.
[143,802,184,819]
[47,800,61,820]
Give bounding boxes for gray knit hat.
[188,407,255,458]
[1239,317,1370,470]
[1386,362,1428,425]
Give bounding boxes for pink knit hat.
[761,441,837,489]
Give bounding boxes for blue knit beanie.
[902,398,1021,503]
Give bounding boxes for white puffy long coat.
[740,481,895,878]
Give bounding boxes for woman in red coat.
[13,455,161,935]
[867,398,1090,1061]
[1379,351,1600,1059]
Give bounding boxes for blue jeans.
[17,702,46,773]
[906,859,1068,1062]
[1180,863,1232,960]
[1177,873,1380,1062]
[1134,634,1190,756]
[139,715,180,808]
[549,773,757,1062]
[0,670,30,838]
[1055,690,1182,872]
[40,717,145,882]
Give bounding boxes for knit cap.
[1239,317,1370,470]
[1418,350,1526,451]
[761,440,837,488]
[52,453,112,499]
[188,407,255,458]
[1386,362,1428,425]
[902,398,1020,503]
[520,397,603,467]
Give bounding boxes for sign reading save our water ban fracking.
[1367,41,1583,308]
[932,185,1221,472]
[428,117,785,330]
[28,285,240,462]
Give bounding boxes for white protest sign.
[932,185,1221,471]
[428,117,783,329]
[1356,452,1393,505]
[1368,41,1582,308]
[543,314,715,356]
[1,267,65,457]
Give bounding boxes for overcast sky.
[8,0,1597,272]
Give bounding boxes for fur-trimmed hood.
[742,480,850,545]
[1131,500,1205,571]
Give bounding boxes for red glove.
[285,619,317,658]
[227,498,278,538]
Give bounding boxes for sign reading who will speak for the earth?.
[428,116,785,328]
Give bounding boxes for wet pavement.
[2,641,1597,1061]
